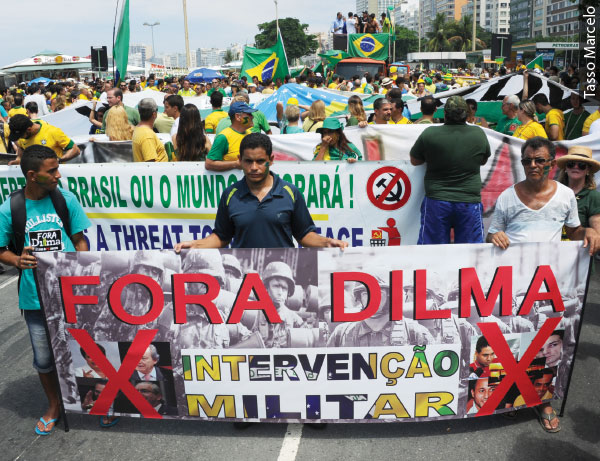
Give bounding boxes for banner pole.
[32,267,70,432]
[558,256,594,417]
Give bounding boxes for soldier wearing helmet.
[327,266,433,347]
[253,261,304,348]
[222,253,243,293]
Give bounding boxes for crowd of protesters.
[0,56,599,436]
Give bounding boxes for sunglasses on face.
[566,161,588,170]
[521,157,550,166]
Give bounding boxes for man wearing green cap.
[410,95,491,244]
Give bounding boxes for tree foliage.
[393,27,419,60]
[425,14,489,52]
[224,49,237,63]
[254,18,319,61]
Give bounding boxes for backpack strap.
[9,189,26,256]
[49,188,71,238]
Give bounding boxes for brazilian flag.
[526,54,544,70]
[241,32,290,82]
[319,50,350,68]
[348,34,390,61]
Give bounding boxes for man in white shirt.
[487,136,599,251]
[487,135,599,432]
[24,84,49,117]
[164,94,183,144]
[346,12,358,34]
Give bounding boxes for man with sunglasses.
[487,136,599,254]
[487,136,599,433]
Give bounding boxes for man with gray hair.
[132,98,168,162]
[129,344,169,383]
[495,95,521,136]
[410,95,491,244]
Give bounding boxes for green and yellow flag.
[113,0,130,83]
[348,34,390,60]
[241,31,290,82]
[526,54,544,70]
[319,50,350,68]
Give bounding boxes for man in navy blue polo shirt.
[176,133,348,250]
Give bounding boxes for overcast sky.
[1,0,363,67]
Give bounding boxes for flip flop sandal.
[535,407,561,433]
[34,416,59,436]
[99,416,120,428]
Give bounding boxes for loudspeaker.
[332,34,349,52]
[91,46,108,71]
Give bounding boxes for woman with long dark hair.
[175,104,212,161]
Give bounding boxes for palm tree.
[446,16,487,51]
[426,13,451,52]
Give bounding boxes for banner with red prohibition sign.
[34,241,590,424]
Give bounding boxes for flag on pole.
[495,57,505,65]
[348,34,390,60]
[241,31,290,82]
[114,0,130,83]
[318,50,350,68]
[526,54,544,70]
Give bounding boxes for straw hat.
[556,146,600,174]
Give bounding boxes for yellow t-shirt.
[132,125,168,162]
[513,120,548,140]
[583,111,600,134]
[78,94,90,101]
[328,83,338,89]
[8,107,27,118]
[262,88,275,94]
[513,390,552,407]
[545,108,565,140]
[178,89,196,97]
[389,117,412,125]
[207,126,251,162]
[204,109,229,134]
[17,121,73,158]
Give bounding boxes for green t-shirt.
[495,116,521,136]
[207,88,227,97]
[564,110,590,140]
[214,112,270,134]
[346,116,360,127]
[251,110,271,134]
[574,187,600,228]
[281,124,303,134]
[101,105,140,131]
[410,124,491,203]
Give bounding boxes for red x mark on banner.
[69,329,162,419]
[475,316,561,416]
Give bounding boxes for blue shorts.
[418,197,484,245]
[24,310,54,374]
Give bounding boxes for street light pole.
[472,0,477,52]
[418,0,422,53]
[182,0,191,69]
[143,21,160,58]
[274,0,279,38]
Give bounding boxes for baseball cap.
[444,96,469,119]
[8,114,33,141]
[228,101,257,115]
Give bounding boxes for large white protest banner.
[34,242,590,423]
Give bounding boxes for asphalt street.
[0,260,598,461]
